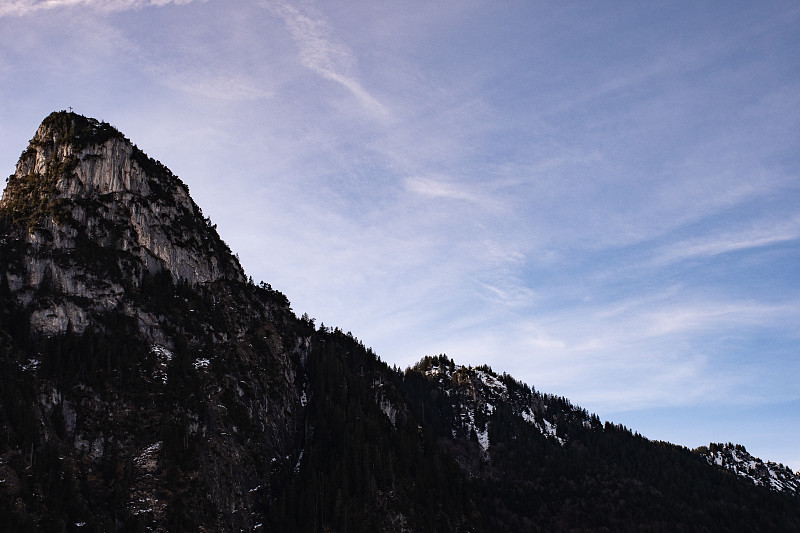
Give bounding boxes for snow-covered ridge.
[696,443,800,497]
[420,359,576,453]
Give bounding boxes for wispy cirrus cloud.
[263,1,389,118]
[404,175,479,202]
[157,68,274,102]
[0,0,202,17]
[450,294,799,414]
[650,217,800,267]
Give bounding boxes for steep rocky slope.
[0,112,303,531]
[1,112,244,336]
[1,112,799,532]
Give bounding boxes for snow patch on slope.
[151,345,173,385]
[699,443,800,497]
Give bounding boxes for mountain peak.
[4,111,177,208]
[33,110,123,150]
[0,111,245,335]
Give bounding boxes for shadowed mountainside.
[1,111,798,532]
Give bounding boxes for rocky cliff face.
[1,111,244,337]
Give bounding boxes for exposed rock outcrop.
[1,111,245,336]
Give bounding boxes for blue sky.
[2,0,799,470]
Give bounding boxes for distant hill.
[1,111,798,531]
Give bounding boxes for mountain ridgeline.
[1,112,798,532]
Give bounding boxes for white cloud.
[159,68,273,102]
[651,219,800,267]
[0,0,202,17]
[636,302,790,338]
[479,281,537,309]
[403,175,479,202]
[424,286,800,415]
[263,1,389,117]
